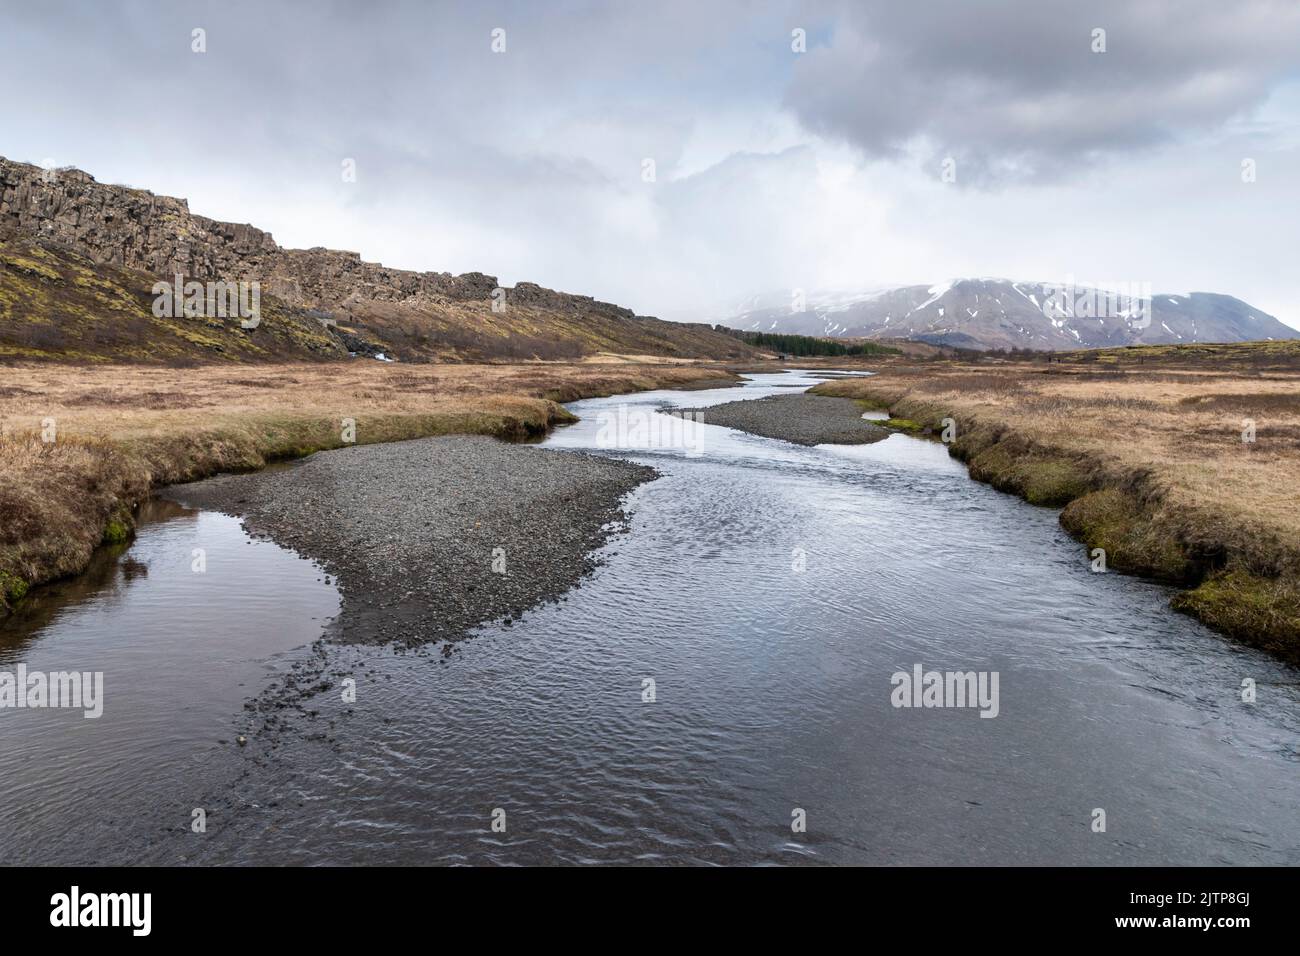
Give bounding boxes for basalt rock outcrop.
[0,156,754,362]
[0,157,619,314]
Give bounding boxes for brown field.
[812,361,1300,660]
[0,360,741,611]
[7,347,1299,661]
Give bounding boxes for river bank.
[809,363,1300,662]
[0,360,742,616]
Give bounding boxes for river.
[1,370,1295,864]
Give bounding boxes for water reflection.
[0,499,339,864]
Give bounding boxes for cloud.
[785,0,1300,182]
[1,0,1297,327]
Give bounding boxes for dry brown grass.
[813,363,1300,660]
[0,360,741,611]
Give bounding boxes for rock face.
[0,156,633,319]
[0,156,760,362]
[719,279,1300,350]
[1,160,279,282]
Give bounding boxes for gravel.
[164,435,655,646]
[672,394,890,446]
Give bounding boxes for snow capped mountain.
[713,279,1299,351]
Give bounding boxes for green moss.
[947,428,996,462]
[1019,459,1092,506]
[0,252,61,281]
[967,441,1091,507]
[102,518,131,545]
[1059,488,1189,581]
[1171,570,1300,663]
[880,417,924,433]
[0,571,29,605]
[853,397,890,412]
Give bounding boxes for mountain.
[0,157,757,363]
[715,279,1299,351]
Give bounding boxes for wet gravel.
[165,435,655,646]
[673,394,890,446]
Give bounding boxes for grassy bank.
[0,360,742,613]
[812,358,1300,662]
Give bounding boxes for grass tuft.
[1172,571,1300,664]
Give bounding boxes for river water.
[2,371,1296,865]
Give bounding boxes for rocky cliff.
[0,157,627,315]
[0,156,753,362]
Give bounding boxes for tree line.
[715,327,899,357]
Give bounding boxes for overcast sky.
[4,0,1299,326]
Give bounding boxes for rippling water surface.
[3,371,1297,865]
[0,499,339,863]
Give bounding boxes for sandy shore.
[673,394,890,446]
[166,435,654,646]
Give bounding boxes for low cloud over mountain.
[716,279,1300,351]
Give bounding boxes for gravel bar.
[673,394,890,446]
[164,435,655,646]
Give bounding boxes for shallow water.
[0,499,338,863]
[3,371,1297,865]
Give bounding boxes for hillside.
[0,157,757,363]
[719,279,1300,351]
[0,234,357,364]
